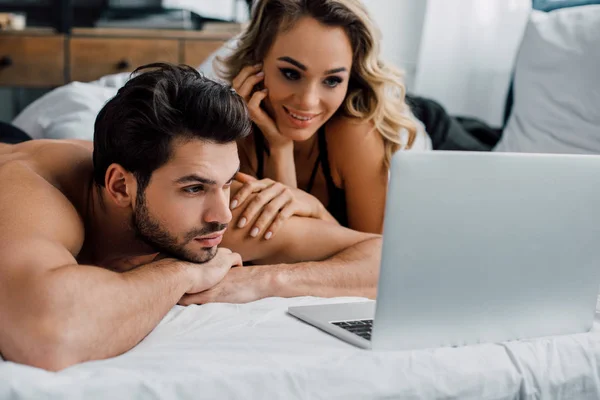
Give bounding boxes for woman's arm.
[233,137,337,240]
[326,117,388,234]
[237,134,296,186]
[263,142,298,187]
[231,65,298,187]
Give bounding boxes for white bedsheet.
[1,296,599,400]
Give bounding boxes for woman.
[219,0,432,238]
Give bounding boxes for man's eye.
[280,68,301,81]
[324,76,343,88]
[183,185,205,194]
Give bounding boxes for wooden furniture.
[0,25,239,88]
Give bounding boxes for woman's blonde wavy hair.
[218,0,417,168]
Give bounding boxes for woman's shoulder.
[324,115,381,151]
[323,116,385,176]
[324,111,432,152]
[325,116,384,158]
[325,115,373,136]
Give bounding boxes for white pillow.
[197,37,240,80]
[494,5,600,154]
[90,71,133,89]
[12,82,117,141]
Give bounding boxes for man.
[0,64,381,371]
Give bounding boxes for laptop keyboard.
[331,319,373,341]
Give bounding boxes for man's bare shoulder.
[0,139,92,171]
[0,140,93,259]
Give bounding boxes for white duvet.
[1,296,599,400]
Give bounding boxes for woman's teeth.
[289,111,312,121]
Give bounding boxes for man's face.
[131,138,239,263]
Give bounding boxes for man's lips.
[194,230,226,247]
[195,230,226,240]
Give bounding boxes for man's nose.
[204,190,233,226]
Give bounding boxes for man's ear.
[104,163,138,208]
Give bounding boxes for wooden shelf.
[0,26,240,88]
[72,25,242,40]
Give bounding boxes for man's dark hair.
[92,63,251,189]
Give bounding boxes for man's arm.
[266,229,381,299]
[223,182,379,265]
[0,167,193,371]
[0,241,190,371]
[214,192,382,302]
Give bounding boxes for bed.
[2,296,600,399]
[3,2,600,399]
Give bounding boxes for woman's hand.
[231,173,334,240]
[232,64,292,150]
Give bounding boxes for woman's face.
[261,16,353,142]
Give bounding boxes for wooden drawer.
[0,35,65,87]
[69,38,179,82]
[183,40,226,70]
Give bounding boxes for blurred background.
[0,0,549,127]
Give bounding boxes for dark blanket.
[407,95,502,151]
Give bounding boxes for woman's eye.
[280,68,301,81]
[324,76,343,88]
[183,185,204,194]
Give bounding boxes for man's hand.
[180,247,243,294]
[178,265,270,305]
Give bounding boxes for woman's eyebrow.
[324,67,347,74]
[277,56,348,75]
[278,56,307,71]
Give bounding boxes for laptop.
[288,151,600,351]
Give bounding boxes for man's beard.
[131,190,227,264]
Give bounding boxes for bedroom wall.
[362,0,428,91]
[413,0,531,126]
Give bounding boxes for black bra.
[253,125,348,227]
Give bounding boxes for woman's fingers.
[231,179,274,210]
[231,179,274,211]
[247,89,279,134]
[263,200,297,240]
[249,187,294,238]
[238,182,286,231]
[247,89,269,118]
[234,172,257,184]
[236,70,264,100]
[232,64,262,97]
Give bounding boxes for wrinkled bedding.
[1,296,599,400]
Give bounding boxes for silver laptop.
[288,151,600,351]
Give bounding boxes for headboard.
[502,0,600,127]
